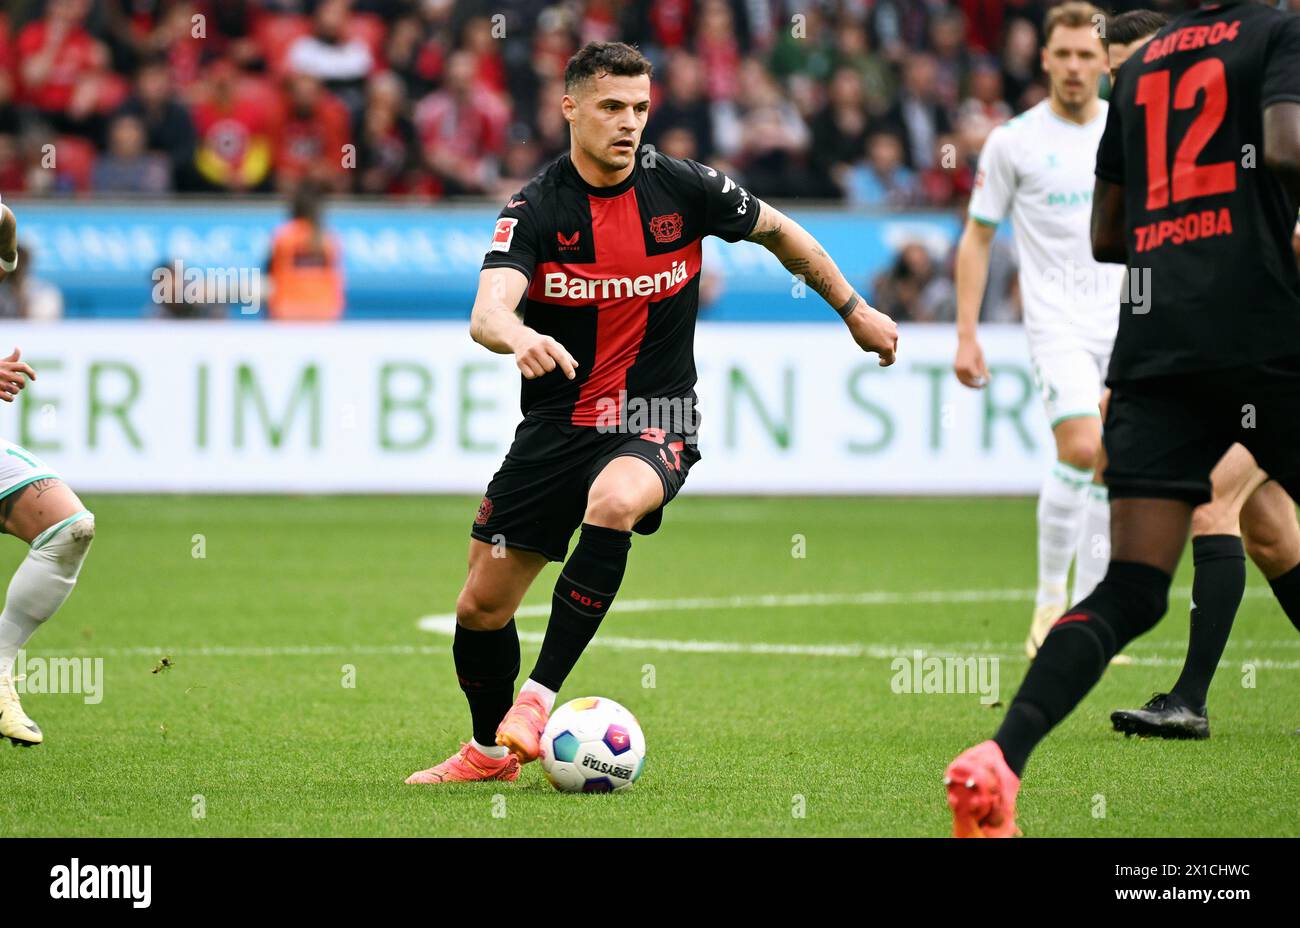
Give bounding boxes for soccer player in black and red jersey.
[945,0,1300,835]
[1101,9,1300,742]
[406,42,898,785]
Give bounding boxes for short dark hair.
[1044,1,1104,44]
[1105,10,1170,48]
[564,42,653,93]
[291,181,324,223]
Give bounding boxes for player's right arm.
[953,218,994,388]
[469,266,578,380]
[0,346,36,403]
[953,126,1014,389]
[475,191,578,381]
[1092,84,1128,265]
[1090,180,1127,264]
[1264,106,1300,203]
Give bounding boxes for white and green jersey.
[968,99,1123,357]
[0,439,60,501]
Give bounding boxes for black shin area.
[995,561,1171,776]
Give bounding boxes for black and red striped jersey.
[480,148,759,429]
[1096,0,1300,381]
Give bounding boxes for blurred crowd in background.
[0,0,1228,322]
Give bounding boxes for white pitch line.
[413,586,1300,669]
[50,640,1300,670]
[423,584,1281,618]
[34,586,1295,667]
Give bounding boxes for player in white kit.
[0,199,96,745]
[953,2,1124,658]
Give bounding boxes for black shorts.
[1104,355,1300,506]
[469,417,701,562]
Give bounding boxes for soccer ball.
[540,696,646,793]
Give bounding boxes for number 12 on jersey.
[1135,58,1237,211]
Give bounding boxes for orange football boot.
[495,690,549,763]
[405,742,520,784]
[944,740,1022,837]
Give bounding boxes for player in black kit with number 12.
[945,0,1300,836]
[406,42,899,785]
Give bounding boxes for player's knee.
[72,512,94,544]
[37,512,95,569]
[584,486,646,531]
[1191,499,1239,537]
[455,584,514,630]
[1074,561,1171,652]
[1057,435,1101,472]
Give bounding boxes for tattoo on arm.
[746,201,784,244]
[836,294,860,319]
[781,256,832,299]
[748,221,783,245]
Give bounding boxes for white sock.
[0,512,95,678]
[1036,462,1090,608]
[521,678,557,712]
[470,738,508,759]
[1071,484,1110,604]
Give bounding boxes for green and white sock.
[1036,462,1090,608]
[1072,483,1110,604]
[0,512,95,678]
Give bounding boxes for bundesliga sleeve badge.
[490,217,518,253]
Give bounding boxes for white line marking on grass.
[52,586,1295,667]
[411,586,1300,668]
[416,614,862,656]
[59,639,1300,671]
[422,583,1281,618]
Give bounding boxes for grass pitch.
[0,495,1296,837]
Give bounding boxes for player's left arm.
[1090,179,1127,264]
[0,203,16,281]
[746,200,898,366]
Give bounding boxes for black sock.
[530,523,632,691]
[1169,535,1245,711]
[995,561,1171,777]
[1268,561,1300,633]
[453,620,520,746]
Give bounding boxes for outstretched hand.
[0,347,35,402]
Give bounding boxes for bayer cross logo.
[649,212,683,243]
